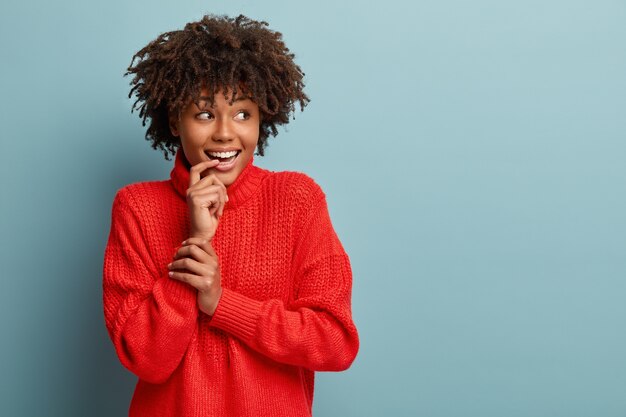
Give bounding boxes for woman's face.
[170,87,260,187]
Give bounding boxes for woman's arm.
[102,188,198,384]
[207,189,360,372]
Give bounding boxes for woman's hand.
[187,160,229,241]
[168,237,223,316]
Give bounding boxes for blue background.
[1,1,625,416]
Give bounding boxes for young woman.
[102,13,359,417]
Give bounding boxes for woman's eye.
[234,111,250,121]
[196,111,213,120]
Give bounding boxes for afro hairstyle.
[125,13,310,160]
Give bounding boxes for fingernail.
[167,263,172,268]
[168,271,174,277]
[182,240,187,245]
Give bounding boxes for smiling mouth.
[205,150,241,163]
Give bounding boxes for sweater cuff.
[207,287,264,342]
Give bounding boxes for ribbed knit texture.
[102,148,359,417]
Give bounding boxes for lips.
[207,150,240,172]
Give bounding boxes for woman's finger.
[181,238,218,259]
[218,186,227,217]
[168,257,212,277]
[187,183,226,206]
[216,180,228,215]
[173,244,212,263]
[187,175,228,217]
[204,186,226,218]
[168,271,211,292]
[188,187,224,217]
[188,172,228,194]
[198,174,228,205]
[189,185,225,201]
[189,160,220,187]
[190,187,225,217]
[218,196,225,217]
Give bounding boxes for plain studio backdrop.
[1,1,625,416]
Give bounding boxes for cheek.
[179,124,207,145]
[244,123,260,144]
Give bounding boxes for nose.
[212,118,235,142]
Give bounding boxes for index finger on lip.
[189,160,219,187]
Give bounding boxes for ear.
[168,112,180,137]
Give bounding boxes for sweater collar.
[169,147,266,210]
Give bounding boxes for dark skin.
[167,88,261,315]
[167,159,225,316]
[168,237,223,316]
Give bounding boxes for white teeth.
[207,150,238,158]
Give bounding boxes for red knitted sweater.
[102,148,359,416]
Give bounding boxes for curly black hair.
[125,13,310,160]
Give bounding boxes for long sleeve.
[207,187,360,372]
[102,188,198,384]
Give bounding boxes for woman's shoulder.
[110,179,175,211]
[260,168,326,203]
